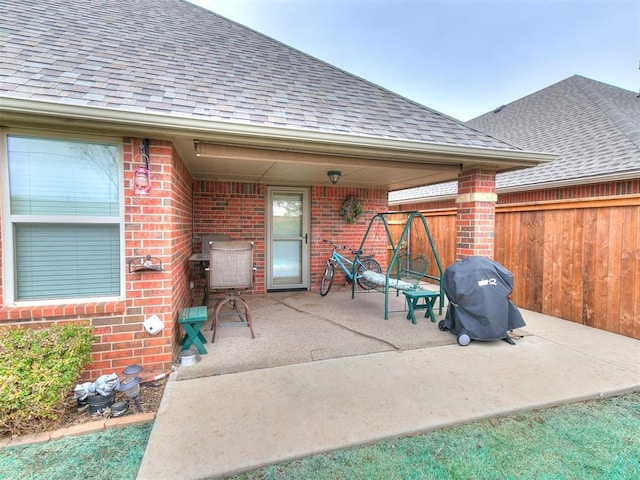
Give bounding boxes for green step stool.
[179,306,209,354]
[403,289,440,325]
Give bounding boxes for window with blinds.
[6,135,122,301]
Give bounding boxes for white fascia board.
[388,193,456,206]
[0,97,555,167]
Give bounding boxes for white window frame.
[0,130,126,305]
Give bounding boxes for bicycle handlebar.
[323,239,362,255]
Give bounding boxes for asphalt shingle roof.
[390,75,640,202]
[0,0,513,151]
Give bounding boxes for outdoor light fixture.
[194,140,201,157]
[122,364,143,377]
[133,139,152,195]
[327,171,341,185]
[134,165,151,194]
[119,364,144,413]
[118,375,143,413]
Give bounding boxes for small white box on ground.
[143,315,165,335]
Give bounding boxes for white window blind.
[7,136,121,301]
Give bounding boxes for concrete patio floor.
[137,288,640,480]
[174,286,453,381]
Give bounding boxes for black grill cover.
[442,256,525,341]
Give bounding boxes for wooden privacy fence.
[389,196,640,340]
[383,212,448,282]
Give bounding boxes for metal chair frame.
[208,241,256,341]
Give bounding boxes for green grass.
[0,422,152,480]
[1,393,639,480]
[228,392,640,480]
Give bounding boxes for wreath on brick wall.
[340,196,363,224]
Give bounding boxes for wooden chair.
[208,241,256,341]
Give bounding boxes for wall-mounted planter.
[128,255,163,273]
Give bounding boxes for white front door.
[266,187,310,291]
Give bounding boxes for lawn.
[1,392,638,480]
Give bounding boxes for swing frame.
[351,211,444,320]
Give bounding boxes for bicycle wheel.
[320,261,335,296]
[356,257,382,290]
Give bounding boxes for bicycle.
[320,239,382,296]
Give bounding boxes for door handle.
[304,233,308,244]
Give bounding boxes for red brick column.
[455,168,497,260]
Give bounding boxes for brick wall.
[193,181,266,294]
[167,144,195,360]
[81,138,194,379]
[193,182,388,293]
[310,186,388,289]
[0,138,191,380]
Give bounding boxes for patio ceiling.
[168,118,555,192]
[1,99,555,191]
[174,137,464,191]
[171,133,554,191]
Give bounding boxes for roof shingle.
[0,0,513,151]
[390,75,640,202]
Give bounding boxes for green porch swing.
[351,211,445,321]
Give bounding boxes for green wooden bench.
[179,306,209,354]
[403,288,440,324]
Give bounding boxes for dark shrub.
[0,323,94,436]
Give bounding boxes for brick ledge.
[0,412,155,450]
